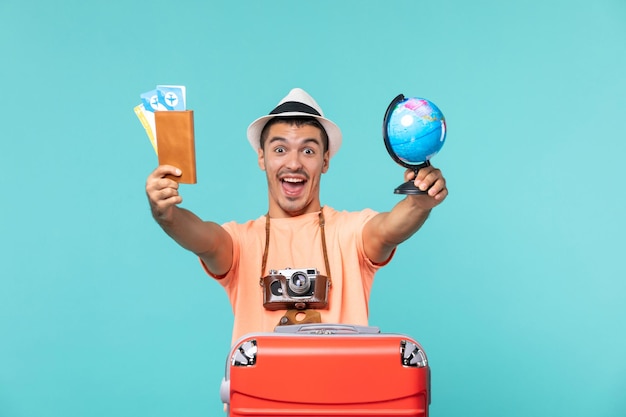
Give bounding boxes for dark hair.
[259,117,329,152]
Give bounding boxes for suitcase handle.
[273,323,381,334]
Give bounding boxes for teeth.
[283,178,304,183]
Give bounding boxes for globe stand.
[394,161,430,195]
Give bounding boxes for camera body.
[261,268,330,311]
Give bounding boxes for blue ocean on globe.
[386,97,446,166]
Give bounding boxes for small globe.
[384,96,446,167]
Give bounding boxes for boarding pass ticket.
[134,85,186,153]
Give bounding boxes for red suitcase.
[220,324,430,417]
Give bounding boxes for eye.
[303,148,315,155]
[273,146,286,153]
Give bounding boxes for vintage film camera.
[261,268,330,311]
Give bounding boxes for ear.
[321,150,330,174]
[257,148,266,171]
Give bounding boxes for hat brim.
[247,112,342,158]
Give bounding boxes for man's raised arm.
[146,165,233,276]
[363,165,448,264]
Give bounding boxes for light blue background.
[1,1,625,416]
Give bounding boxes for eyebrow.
[267,137,323,147]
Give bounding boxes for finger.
[157,176,180,192]
[413,168,441,191]
[158,185,180,200]
[147,174,180,194]
[426,177,447,198]
[147,180,180,211]
[414,166,439,181]
[157,194,183,207]
[430,186,448,201]
[151,188,183,208]
[148,165,182,181]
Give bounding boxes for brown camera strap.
[278,309,322,326]
[259,207,332,287]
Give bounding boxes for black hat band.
[269,101,321,116]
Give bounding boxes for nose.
[285,150,303,170]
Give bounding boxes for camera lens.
[288,272,311,295]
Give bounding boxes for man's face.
[258,121,330,218]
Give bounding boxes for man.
[146,88,447,342]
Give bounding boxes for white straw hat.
[246,88,342,158]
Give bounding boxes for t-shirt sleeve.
[355,208,396,269]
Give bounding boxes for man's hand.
[405,165,448,209]
[146,165,183,224]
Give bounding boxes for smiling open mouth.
[281,177,306,195]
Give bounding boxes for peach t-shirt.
[202,207,393,343]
